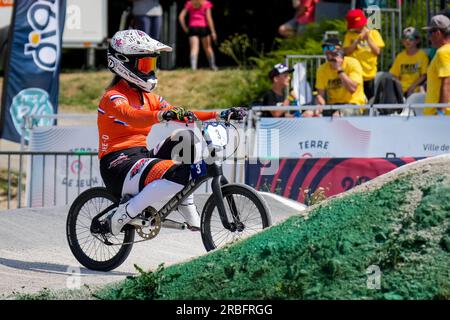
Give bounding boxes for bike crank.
[132,207,162,240]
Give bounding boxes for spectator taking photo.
[315,37,366,117]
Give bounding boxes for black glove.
[159,106,186,121]
[220,107,248,121]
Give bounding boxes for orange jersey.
[98,80,217,159]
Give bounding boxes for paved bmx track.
[0,193,305,296]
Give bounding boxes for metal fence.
[354,0,449,71]
[2,103,450,210]
[250,102,450,117]
[285,54,325,101]
[372,7,402,71]
[0,151,100,210]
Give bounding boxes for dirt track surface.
[0,193,305,297]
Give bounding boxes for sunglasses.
[322,45,336,53]
[137,56,158,74]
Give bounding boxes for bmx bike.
[66,113,272,271]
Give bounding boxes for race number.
[190,160,207,179]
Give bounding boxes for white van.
[0,0,108,70]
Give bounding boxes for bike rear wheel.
[66,187,135,271]
[201,184,271,251]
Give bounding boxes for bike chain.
[93,207,162,246]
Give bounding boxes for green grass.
[14,161,450,300]
[0,169,21,197]
[57,68,263,113]
[93,170,450,300]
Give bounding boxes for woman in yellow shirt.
[343,9,385,101]
[390,27,429,98]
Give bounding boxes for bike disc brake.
[135,207,161,240]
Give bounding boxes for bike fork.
[211,176,240,230]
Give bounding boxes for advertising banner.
[27,125,101,207]
[256,117,450,159]
[0,0,66,142]
[26,123,243,207]
[0,0,14,29]
[246,157,422,203]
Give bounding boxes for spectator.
[260,64,296,118]
[343,9,385,101]
[178,0,218,71]
[422,14,450,115]
[131,0,163,40]
[315,37,366,117]
[389,27,429,98]
[278,0,319,38]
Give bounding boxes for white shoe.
[107,200,133,236]
[177,203,201,231]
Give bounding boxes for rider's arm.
[193,110,219,121]
[101,94,161,127]
[156,96,218,121]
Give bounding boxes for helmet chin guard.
[108,53,158,92]
[107,30,172,93]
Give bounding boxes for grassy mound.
[97,166,450,300]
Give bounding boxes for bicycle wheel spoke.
[68,189,135,271]
[203,187,270,251]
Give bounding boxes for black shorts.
[188,26,211,38]
[100,147,150,198]
[100,130,198,198]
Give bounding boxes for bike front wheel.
[66,187,135,271]
[201,183,271,251]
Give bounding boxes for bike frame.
[158,161,234,230]
[91,120,240,233]
[158,120,240,230]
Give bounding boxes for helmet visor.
[137,56,158,74]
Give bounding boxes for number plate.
[190,160,207,179]
[205,123,228,147]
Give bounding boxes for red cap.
[346,9,367,30]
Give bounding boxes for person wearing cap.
[260,64,296,118]
[389,27,429,98]
[343,9,385,101]
[423,14,450,116]
[315,37,366,117]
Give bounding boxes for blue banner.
[0,0,66,143]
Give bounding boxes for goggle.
[137,56,158,74]
[322,45,336,53]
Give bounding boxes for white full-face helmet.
[107,30,172,92]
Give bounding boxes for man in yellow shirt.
[390,27,429,98]
[315,37,366,117]
[423,14,450,115]
[343,9,385,101]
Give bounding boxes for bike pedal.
[187,225,200,232]
[162,219,188,230]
